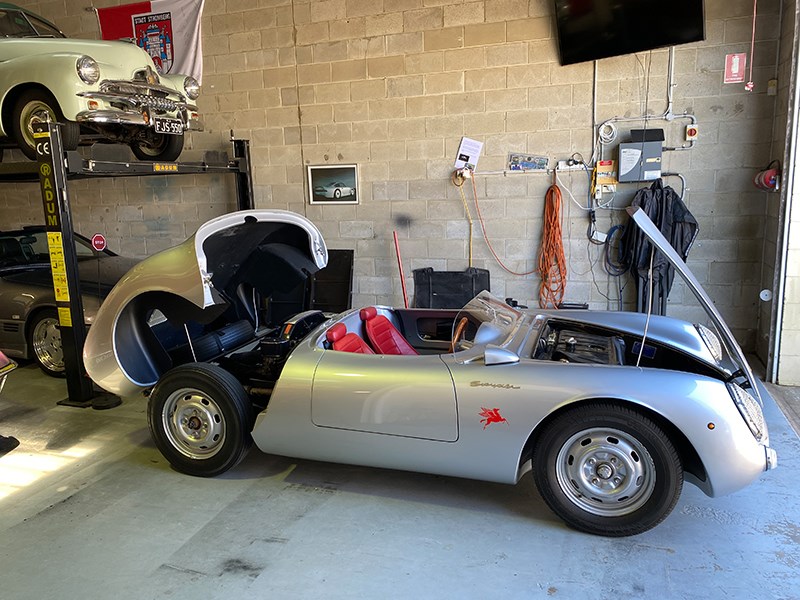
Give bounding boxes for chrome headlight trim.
[696,323,723,363]
[76,55,100,85]
[728,383,765,441]
[183,76,200,100]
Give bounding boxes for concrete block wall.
[3,0,784,350]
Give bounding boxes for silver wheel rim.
[555,427,656,517]
[162,387,226,459]
[21,100,54,149]
[32,316,63,372]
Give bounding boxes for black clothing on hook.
[622,179,699,315]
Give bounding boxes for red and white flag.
[97,0,204,83]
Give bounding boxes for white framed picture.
[307,164,359,205]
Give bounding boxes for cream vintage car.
[0,3,201,161]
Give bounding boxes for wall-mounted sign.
[724,53,747,84]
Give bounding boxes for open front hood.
[85,210,327,396]
[627,206,763,403]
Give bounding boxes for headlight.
[76,55,100,85]
[728,383,765,441]
[183,76,200,100]
[696,323,722,363]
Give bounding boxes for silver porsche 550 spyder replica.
[84,209,777,537]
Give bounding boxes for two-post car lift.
[0,122,255,408]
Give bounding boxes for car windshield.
[0,9,64,38]
[452,290,524,351]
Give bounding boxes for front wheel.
[147,362,253,477]
[11,90,79,159]
[28,309,65,377]
[532,403,683,537]
[130,132,184,162]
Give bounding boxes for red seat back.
[360,307,418,355]
[325,323,374,354]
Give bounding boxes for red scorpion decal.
[479,407,508,429]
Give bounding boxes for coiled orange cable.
[538,183,567,308]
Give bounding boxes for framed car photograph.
[307,164,359,205]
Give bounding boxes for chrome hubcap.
[22,101,54,147]
[162,388,225,459]
[32,316,63,372]
[556,427,655,517]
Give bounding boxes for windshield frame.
[451,291,524,358]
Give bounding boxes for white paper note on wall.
[454,137,484,170]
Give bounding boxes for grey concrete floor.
[0,362,798,600]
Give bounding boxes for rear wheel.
[130,132,184,162]
[28,309,64,377]
[147,362,253,477]
[532,403,682,536]
[11,90,79,159]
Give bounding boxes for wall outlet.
[591,230,607,243]
[557,160,583,171]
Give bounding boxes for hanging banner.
[96,0,204,83]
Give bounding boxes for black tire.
[147,362,253,477]
[11,89,79,159]
[333,188,341,198]
[532,403,682,537]
[28,308,65,377]
[130,132,184,162]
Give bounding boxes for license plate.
[153,118,183,135]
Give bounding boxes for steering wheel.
[449,317,469,353]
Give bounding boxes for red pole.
[393,231,409,308]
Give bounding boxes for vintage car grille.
[98,80,187,104]
[131,94,177,111]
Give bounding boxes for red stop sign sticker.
[91,233,106,252]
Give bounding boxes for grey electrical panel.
[618,129,664,183]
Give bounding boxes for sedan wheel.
[533,403,682,536]
[29,309,65,377]
[148,362,253,477]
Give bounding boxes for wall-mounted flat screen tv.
[554,0,705,66]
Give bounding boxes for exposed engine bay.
[534,318,723,379]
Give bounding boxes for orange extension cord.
[538,183,567,308]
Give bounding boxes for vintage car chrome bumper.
[766,446,778,470]
[76,78,202,132]
[75,109,203,131]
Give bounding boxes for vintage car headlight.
[76,55,100,85]
[183,76,200,100]
[728,383,765,441]
[696,323,723,363]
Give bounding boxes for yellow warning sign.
[52,274,70,302]
[46,232,69,301]
[57,307,72,327]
